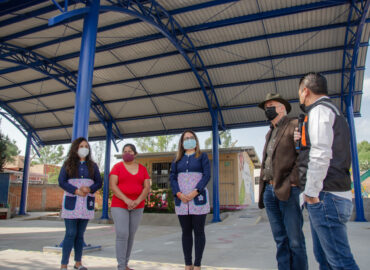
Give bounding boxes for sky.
[1,53,370,166]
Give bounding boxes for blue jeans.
[263,184,308,270]
[61,219,89,265]
[307,192,359,270]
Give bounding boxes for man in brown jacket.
[258,93,308,270]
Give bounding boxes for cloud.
[362,77,370,99]
[355,117,370,142]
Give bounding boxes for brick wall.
[9,183,103,212]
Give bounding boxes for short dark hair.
[299,72,328,95]
[123,143,137,155]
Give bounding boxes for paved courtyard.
[0,206,369,270]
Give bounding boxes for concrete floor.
[0,206,369,270]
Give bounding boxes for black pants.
[178,214,207,266]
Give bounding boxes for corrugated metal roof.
[0,0,369,145]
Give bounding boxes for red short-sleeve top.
[110,162,150,209]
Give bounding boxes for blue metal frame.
[0,42,122,141]
[0,99,43,150]
[0,1,352,46]
[0,1,237,74]
[11,63,367,118]
[32,91,359,132]
[2,15,369,81]
[0,108,41,156]
[101,121,112,220]
[0,0,49,17]
[340,0,370,222]
[4,43,368,109]
[18,132,32,215]
[100,1,225,129]
[70,0,100,140]
[211,110,221,222]
[1,2,360,85]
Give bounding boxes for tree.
[47,166,61,184]
[91,141,105,171]
[0,132,20,172]
[32,145,64,165]
[358,140,370,171]
[205,130,233,149]
[133,135,177,153]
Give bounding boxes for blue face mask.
[183,139,197,150]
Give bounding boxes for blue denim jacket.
[58,162,102,194]
[170,152,210,196]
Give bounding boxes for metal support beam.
[341,0,370,222]
[31,88,363,133]
[346,102,366,221]
[6,43,368,108]
[18,132,32,215]
[0,105,42,152]
[101,1,225,129]
[14,65,365,117]
[72,0,100,140]
[101,121,112,220]
[211,110,221,223]
[0,42,121,141]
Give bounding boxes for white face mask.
[77,147,89,158]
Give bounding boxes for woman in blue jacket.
[58,137,102,270]
[170,130,211,270]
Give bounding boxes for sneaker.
[74,266,87,270]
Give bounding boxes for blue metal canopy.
[0,0,369,144]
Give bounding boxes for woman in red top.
[109,143,150,270]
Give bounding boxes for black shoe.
[74,266,87,270]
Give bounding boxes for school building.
[118,147,261,209]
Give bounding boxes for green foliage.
[0,131,20,172]
[358,140,370,171]
[32,145,65,165]
[134,135,177,153]
[166,189,175,213]
[205,130,233,149]
[47,166,61,184]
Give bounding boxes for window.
[255,176,260,185]
[151,162,172,189]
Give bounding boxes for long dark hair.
[64,137,95,179]
[175,130,201,162]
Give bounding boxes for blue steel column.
[212,111,221,222]
[72,0,100,140]
[101,121,112,220]
[343,0,369,222]
[18,132,32,215]
[346,101,365,221]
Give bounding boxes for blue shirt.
[170,152,210,196]
[58,162,102,194]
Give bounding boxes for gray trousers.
[111,207,143,270]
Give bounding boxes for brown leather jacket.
[258,117,299,209]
